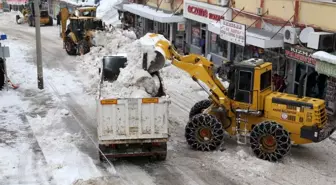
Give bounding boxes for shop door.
[293,63,307,95]
[135,16,145,37]
[154,22,159,33]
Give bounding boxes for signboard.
[220,19,246,47]
[183,0,231,24]
[177,23,185,31]
[284,44,317,66]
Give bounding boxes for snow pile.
[312,51,336,64]
[76,30,164,98]
[312,51,336,77]
[96,0,123,26]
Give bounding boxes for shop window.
[191,21,201,47]
[239,71,252,91]
[260,70,271,91]
[148,19,154,33]
[210,33,228,58]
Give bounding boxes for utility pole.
[34,0,44,89]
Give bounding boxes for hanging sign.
[220,19,246,47]
[284,45,317,66]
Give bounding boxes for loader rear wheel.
[64,37,77,55]
[185,113,224,151]
[189,99,212,119]
[250,121,291,162]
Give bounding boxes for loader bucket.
[146,50,166,74]
[140,33,170,73]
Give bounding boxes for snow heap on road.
[76,30,163,98]
[96,0,123,26]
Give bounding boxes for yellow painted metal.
[149,33,328,145]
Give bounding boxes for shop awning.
[123,4,185,23]
[312,51,336,78]
[208,22,284,49]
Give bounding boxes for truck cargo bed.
[97,97,170,142]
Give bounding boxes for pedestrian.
[200,33,206,55]
[56,11,61,26]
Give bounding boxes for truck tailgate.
[97,97,169,141]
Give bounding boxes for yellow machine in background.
[16,3,53,26]
[60,7,104,55]
[144,33,335,162]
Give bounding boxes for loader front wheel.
[250,121,291,162]
[64,37,77,55]
[185,113,224,151]
[78,40,90,55]
[189,99,212,119]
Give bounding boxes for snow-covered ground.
[1,10,336,185]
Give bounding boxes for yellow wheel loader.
[16,2,53,26]
[144,33,335,162]
[60,7,104,55]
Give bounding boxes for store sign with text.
[284,45,317,66]
[220,20,246,46]
[183,0,230,24]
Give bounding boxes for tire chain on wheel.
[250,121,291,162]
[185,114,224,151]
[189,99,212,119]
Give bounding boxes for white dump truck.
[96,54,170,161]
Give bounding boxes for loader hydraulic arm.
[60,7,70,40]
[155,39,229,107]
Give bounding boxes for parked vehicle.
[96,54,170,161]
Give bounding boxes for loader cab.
[228,58,273,110]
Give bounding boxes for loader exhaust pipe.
[298,72,307,98]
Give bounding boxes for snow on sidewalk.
[0,33,120,184]
[0,91,53,184]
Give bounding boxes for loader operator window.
[238,71,252,91]
[235,70,253,103]
[260,70,272,91]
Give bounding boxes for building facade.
[122,0,185,52]
[230,0,336,114]
[183,0,231,66]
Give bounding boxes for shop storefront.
[123,3,185,51]
[312,51,336,115]
[183,0,231,66]
[284,44,327,99]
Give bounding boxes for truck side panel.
[97,98,169,141]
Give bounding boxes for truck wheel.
[189,99,212,119]
[157,153,167,161]
[250,121,291,162]
[48,16,53,26]
[0,59,4,90]
[185,113,224,151]
[156,142,167,161]
[64,37,77,55]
